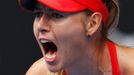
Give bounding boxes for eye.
[34,11,43,19]
[50,12,64,19]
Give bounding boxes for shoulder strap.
[58,70,67,75]
[107,41,120,75]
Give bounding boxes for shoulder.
[26,57,49,75]
[115,44,134,75]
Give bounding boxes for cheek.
[33,20,39,39]
[51,20,87,59]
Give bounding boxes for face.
[33,4,91,72]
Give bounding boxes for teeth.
[45,52,56,58]
[40,40,49,43]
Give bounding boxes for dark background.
[0,0,134,75]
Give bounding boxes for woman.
[18,0,134,75]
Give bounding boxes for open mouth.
[40,39,57,54]
[39,39,58,62]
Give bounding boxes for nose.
[37,15,50,34]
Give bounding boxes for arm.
[123,49,134,75]
[117,45,134,75]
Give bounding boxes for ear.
[86,12,102,36]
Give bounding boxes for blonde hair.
[100,0,120,40]
[106,0,120,33]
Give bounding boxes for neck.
[65,41,105,75]
[65,55,104,75]
[66,33,105,75]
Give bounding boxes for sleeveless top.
[46,41,120,75]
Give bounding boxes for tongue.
[45,51,57,62]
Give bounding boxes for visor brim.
[18,0,37,12]
[18,0,86,13]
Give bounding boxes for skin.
[26,3,134,75]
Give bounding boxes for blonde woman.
[18,0,134,75]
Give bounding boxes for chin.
[47,64,64,73]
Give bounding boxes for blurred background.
[0,0,134,75]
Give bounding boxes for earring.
[86,32,91,37]
[88,34,91,37]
